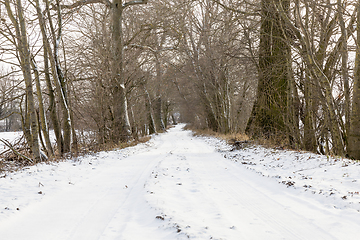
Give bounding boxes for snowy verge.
[200,135,360,213]
[0,134,157,222]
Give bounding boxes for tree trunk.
[348,2,360,159]
[338,0,350,148]
[306,54,345,155]
[287,63,301,148]
[249,0,291,139]
[111,0,132,142]
[51,0,72,152]
[5,0,41,162]
[143,85,157,134]
[35,0,72,154]
[43,41,63,155]
[303,71,317,152]
[35,0,63,154]
[155,56,165,131]
[31,58,54,157]
[274,0,345,155]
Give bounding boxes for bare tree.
[33,0,73,154]
[348,1,360,159]
[59,0,148,143]
[3,0,41,162]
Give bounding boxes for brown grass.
[117,136,151,149]
[186,125,292,150]
[72,135,152,157]
[247,132,299,151]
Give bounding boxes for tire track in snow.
[0,132,178,240]
[69,154,161,239]
[98,154,171,239]
[145,126,354,239]
[193,158,336,239]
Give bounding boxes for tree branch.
[125,44,155,52]
[212,0,259,16]
[122,0,147,9]
[59,0,110,9]
[126,44,176,53]
[0,138,34,163]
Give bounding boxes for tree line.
[0,0,359,161]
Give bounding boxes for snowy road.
[1,124,360,239]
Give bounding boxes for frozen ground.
[0,124,360,239]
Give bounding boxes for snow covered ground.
[0,124,360,239]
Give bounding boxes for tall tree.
[248,0,291,140]
[4,0,41,162]
[34,0,73,154]
[348,2,360,159]
[60,0,148,143]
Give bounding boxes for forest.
[0,0,360,162]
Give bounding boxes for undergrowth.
[185,125,249,143]
[0,135,152,176]
[185,124,296,151]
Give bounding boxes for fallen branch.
[0,138,33,163]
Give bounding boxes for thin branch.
[59,0,110,9]
[122,0,147,9]
[126,44,176,53]
[212,0,259,16]
[0,111,21,121]
[0,138,33,163]
[0,70,22,79]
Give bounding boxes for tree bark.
[43,41,63,155]
[249,0,291,139]
[303,70,317,152]
[338,0,350,147]
[48,0,72,152]
[274,0,345,155]
[31,57,54,157]
[155,56,165,131]
[348,2,360,159]
[143,85,156,134]
[111,0,133,142]
[35,0,72,154]
[5,0,41,162]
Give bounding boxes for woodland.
[0,0,360,162]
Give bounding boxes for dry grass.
[117,136,151,149]
[247,132,300,151]
[189,127,249,144]
[255,137,287,149]
[186,125,292,150]
[74,135,152,156]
